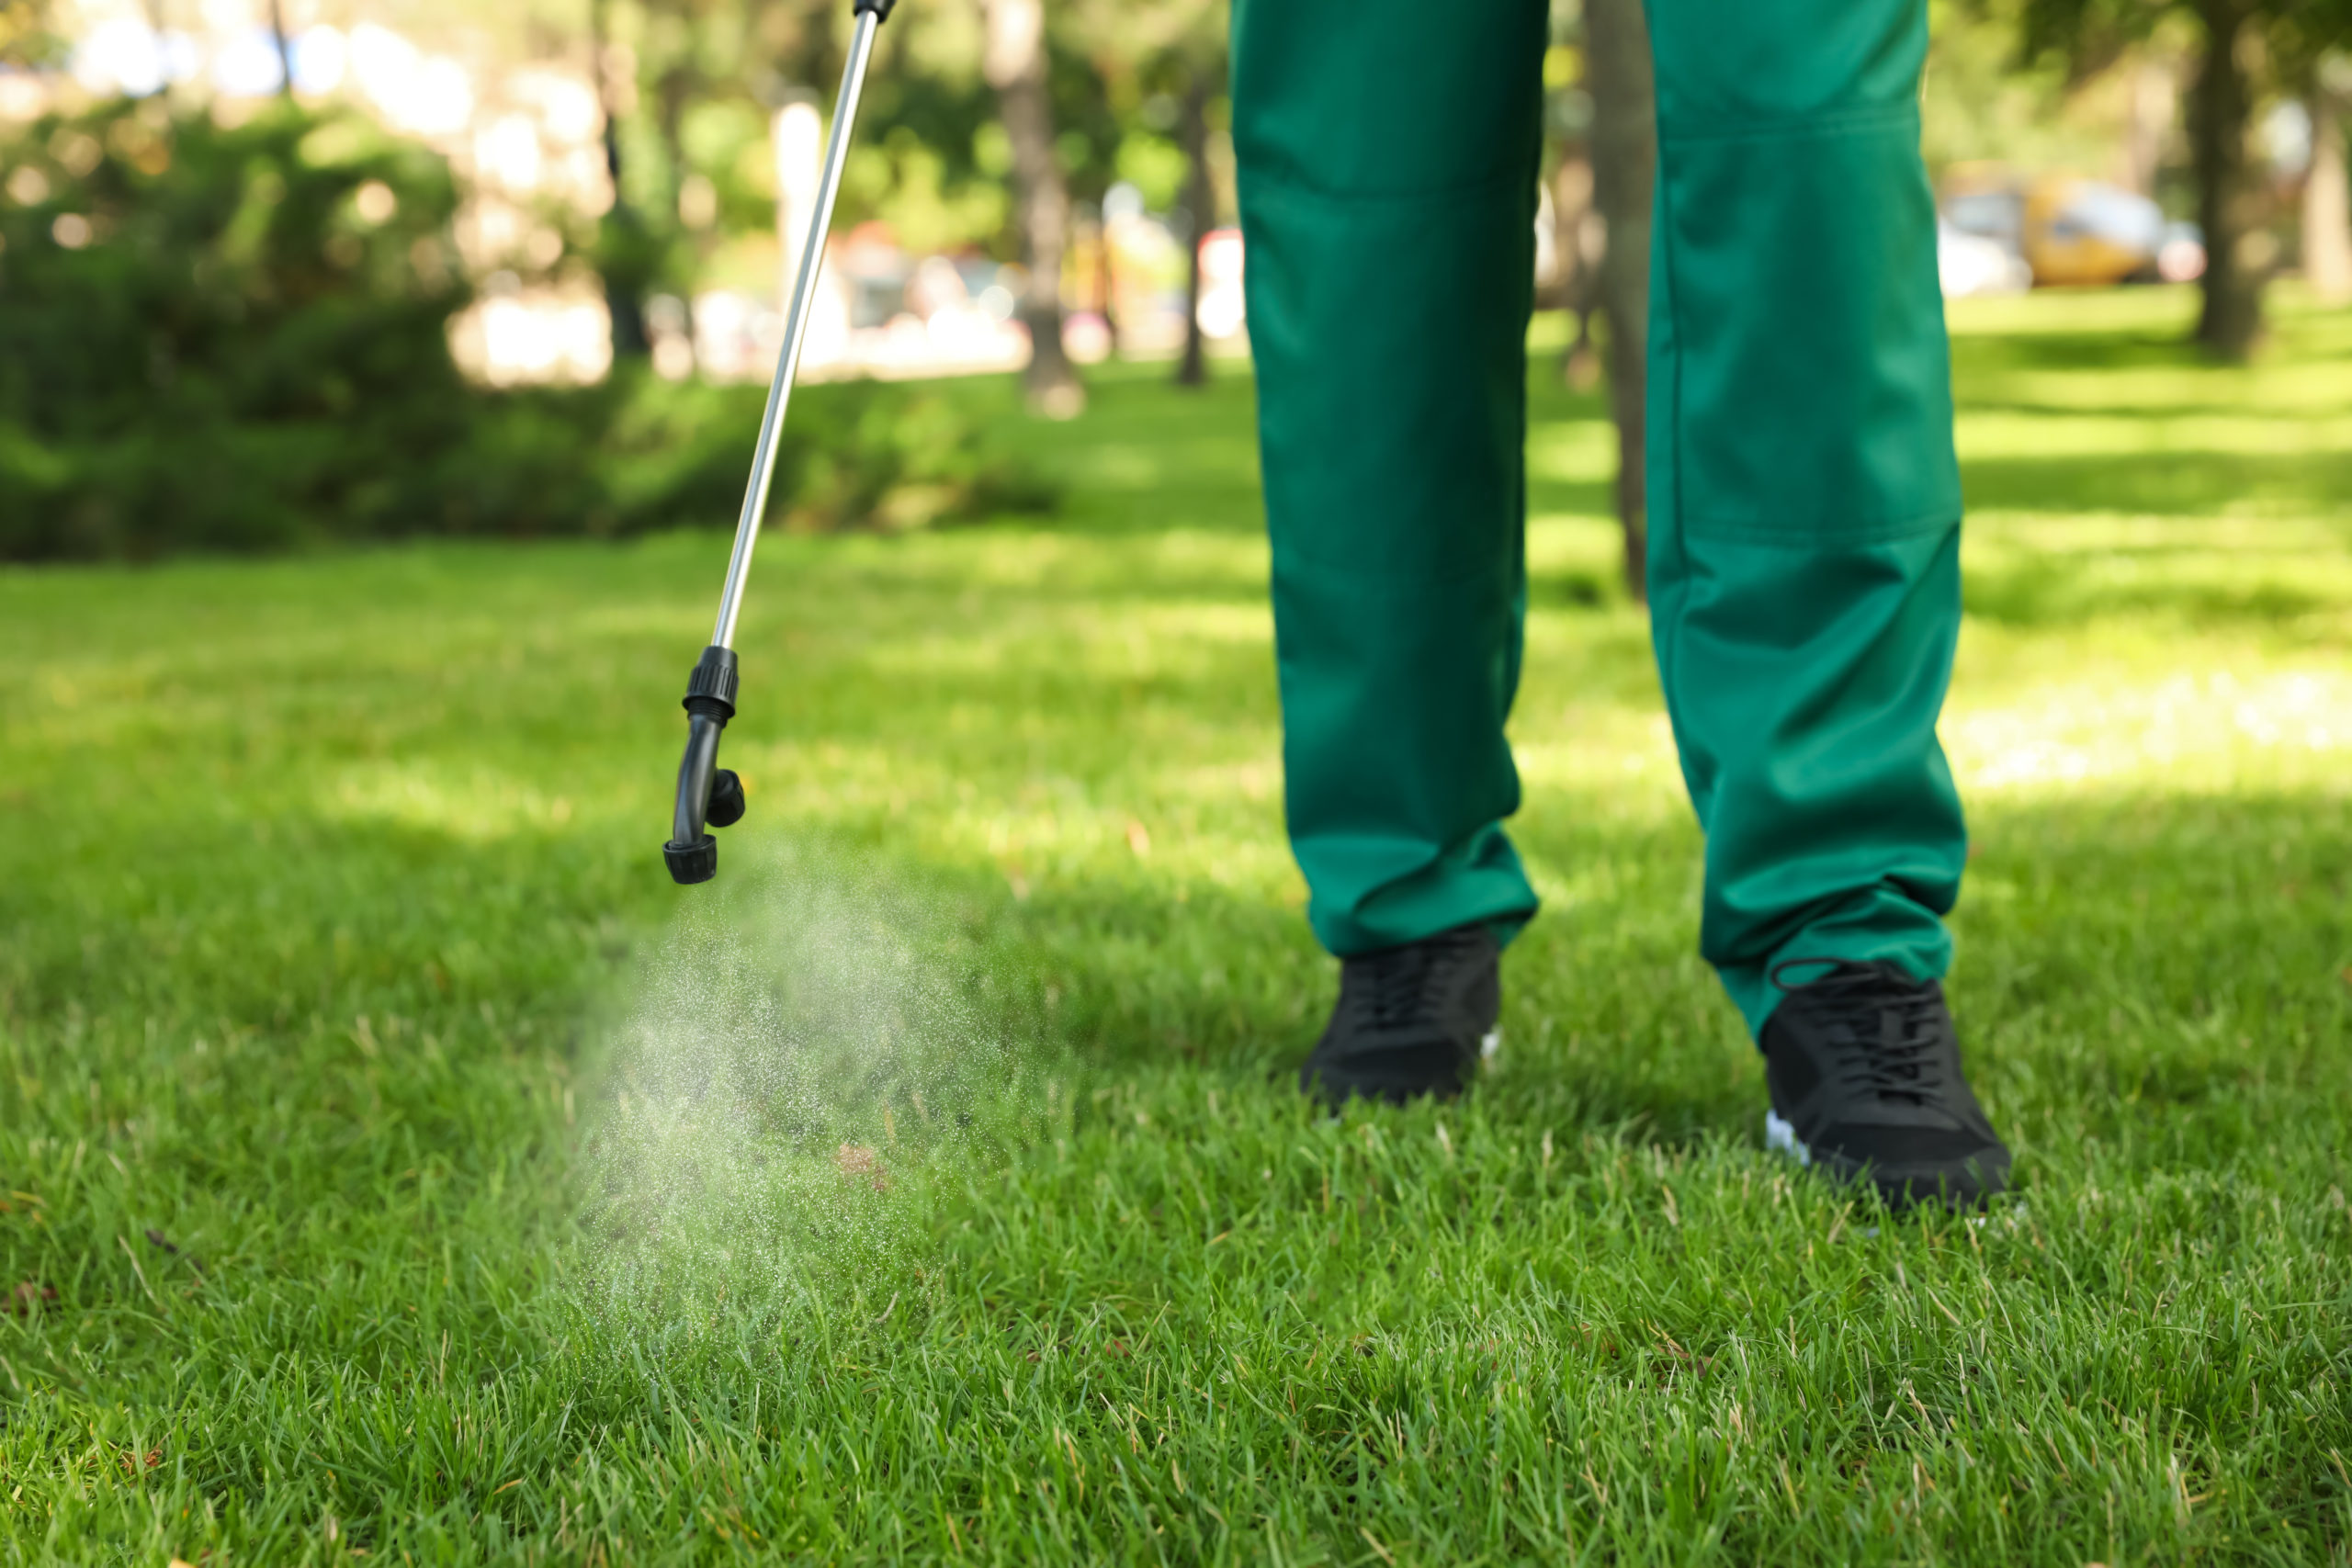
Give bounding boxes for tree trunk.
[267,0,295,97]
[139,0,170,97]
[2188,0,2263,358]
[2305,87,2352,305]
[592,0,650,361]
[1097,215,1120,356]
[657,66,694,226]
[1585,0,1657,604]
[984,0,1082,417]
[1176,70,1213,388]
[655,64,699,373]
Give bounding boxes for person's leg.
[1232,0,1549,964]
[1641,0,1969,1036]
[1643,0,2007,1204]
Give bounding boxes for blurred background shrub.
[0,96,1048,560]
[0,98,467,555]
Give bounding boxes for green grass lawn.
[3,286,2350,1565]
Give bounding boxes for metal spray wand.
[663,0,897,886]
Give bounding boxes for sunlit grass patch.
[1,288,2348,1564]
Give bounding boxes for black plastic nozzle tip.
[663,834,718,884]
[707,768,747,829]
[853,0,897,17]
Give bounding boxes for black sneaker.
[1760,959,2011,1210]
[1297,926,1501,1108]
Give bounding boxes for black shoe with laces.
[1760,959,2011,1210]
[1297,925,1500,1108]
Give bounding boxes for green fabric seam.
[1268,542,1522,589]
[1675,509,1962,547]
[1659,100,1917,146]
[1235,164,1538,209]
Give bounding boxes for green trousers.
[1233,0,1967,1036]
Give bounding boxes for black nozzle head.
[853,0,897,17]
[706,768,747,829]
[663,834,718,885]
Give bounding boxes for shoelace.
[1770,960,1945,1105]
[1362,936,1476,1029]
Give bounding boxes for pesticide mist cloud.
[574,851,1025,1338]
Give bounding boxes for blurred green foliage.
[0,98,470,556]
[0,97,1050,561]
[618,0,1229,285]
[0,1,60,67]
[577,373,1060,537]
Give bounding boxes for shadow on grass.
[928,783,2352,1165]
[1962,568,2345,629]
[1526,568,1614,610]
[1962,446,2352,521]
[1951,325,2212,377]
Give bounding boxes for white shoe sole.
[1764,1110,1813,1168]
[1767,1111,2020,1232]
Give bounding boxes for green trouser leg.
[1644,0,1968,1034]
[1232,0,1551,958]
[1234,0,1966,1034]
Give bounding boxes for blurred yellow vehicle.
[1939,165,2204,288]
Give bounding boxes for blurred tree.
[1586,0,1653,603]
[266,0,294,98]
[2308,63,2352,299]
[570,0,1015,305]
[982,0,1081,414]
[0,0,62,65]
[1154,12,1229,388]
[2014,0,2352,356]
[1546,39,1604,389]
[0,96,1050,558]
[646,1,704,233]
[1062,0,1227,383]
[1173,67,1218,386]
[1554,0,1656,603]
[1921,0,2175,182]
[2182,0,2265,353]
[593,0,654,358]
[836,1,1006,252]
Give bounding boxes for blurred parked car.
[1938,219,2032,298]
[1939,166,2204,288]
